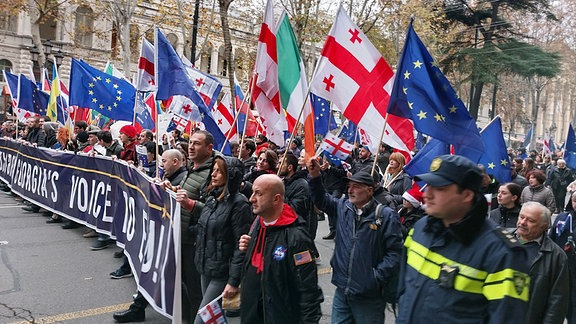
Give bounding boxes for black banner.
[0,139,180,320]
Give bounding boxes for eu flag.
[69,58,135,122]
[311,93,337,136]
[339,120,358,144]
[17,74,49,115]
[477,117,511,183]
[565,124,576,170]
[387,20,483,161]
[404,137,450,187]
[155,27,228,153]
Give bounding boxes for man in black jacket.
[516,201,569,324]
[239,174,323,323]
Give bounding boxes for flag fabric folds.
[339,120,358,144]
[564,124,576,170]
[309,6,413,153]
[155,27,228,152]
[234,77,261,137]
[477,117,511,184]
[197,297,227,324]
[276,11,315,157]
[47,64,68,125]
[69,59,135,122]
[319,133,354,160]
[3,70,19,108]
[137,38,155,91]
[311,93,336,136]
[252,0,285,146]
[166,115,191,133]
[17,74,49,116]
[212,92,238,141]
[135,93,156,131]
[404,137,450,185]
[543,133,552,157]
[183,63,223,112]
[523,126,533,150]
[387,20,483,161]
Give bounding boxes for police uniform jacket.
[309,176,403,298]
[397,194,530,323]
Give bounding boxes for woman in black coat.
[192,156,253,324]
[489,182,522,232]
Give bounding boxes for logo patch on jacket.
[293,250,313,266]
[273,246,287,261]
[513,271,528,295]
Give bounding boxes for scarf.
[250,203,297,273]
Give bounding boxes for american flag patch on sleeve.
[293,250,313,266]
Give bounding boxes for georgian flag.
[137,38,155,91]
[212,93,237,141]
[319,133,354,160]
[309,6,413,153]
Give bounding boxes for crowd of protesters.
[2,116,576,323]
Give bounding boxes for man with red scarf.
[239,174,323,323]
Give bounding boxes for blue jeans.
[331,287,385,324]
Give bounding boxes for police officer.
[397,155,530,323]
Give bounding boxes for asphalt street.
[0,191,395,323]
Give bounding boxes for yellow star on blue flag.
[69,58,135,122]
[387,19,484,162]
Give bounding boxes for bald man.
[239,174,323,323]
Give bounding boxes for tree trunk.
[469,82,484,120]
[121,16,131,75]
[27,0,46,71]
[490,77,498,120]
[219,0,235,110]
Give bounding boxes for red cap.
[120,125,137,139]
[402,185,424,208]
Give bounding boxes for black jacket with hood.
[193,156,253,287]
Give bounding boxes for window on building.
[40,13,57,41]
[75,6,94,47]
[0,60,12,82]
[0,12,17,32]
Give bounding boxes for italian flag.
[276,12,315,158]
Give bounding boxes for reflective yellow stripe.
[405,231,529,301]
[484,269,530,301]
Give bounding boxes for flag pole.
[277,85,312,175]
[153,26,161,178]
[237,75,256,158]
[370,113,390,177]
[220,74,254,155]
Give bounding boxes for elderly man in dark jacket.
[516,201,569,324]
[546,159,574,213]
[307,158,402,323]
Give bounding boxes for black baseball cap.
[414,154,482,191]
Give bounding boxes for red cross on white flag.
[212,93,238,141]
[310,6,414,154]
[167,95,201,121]
[251,0,286,146]
[198,298,227,324]
[137,38,155,92]
[320,133,354,160]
